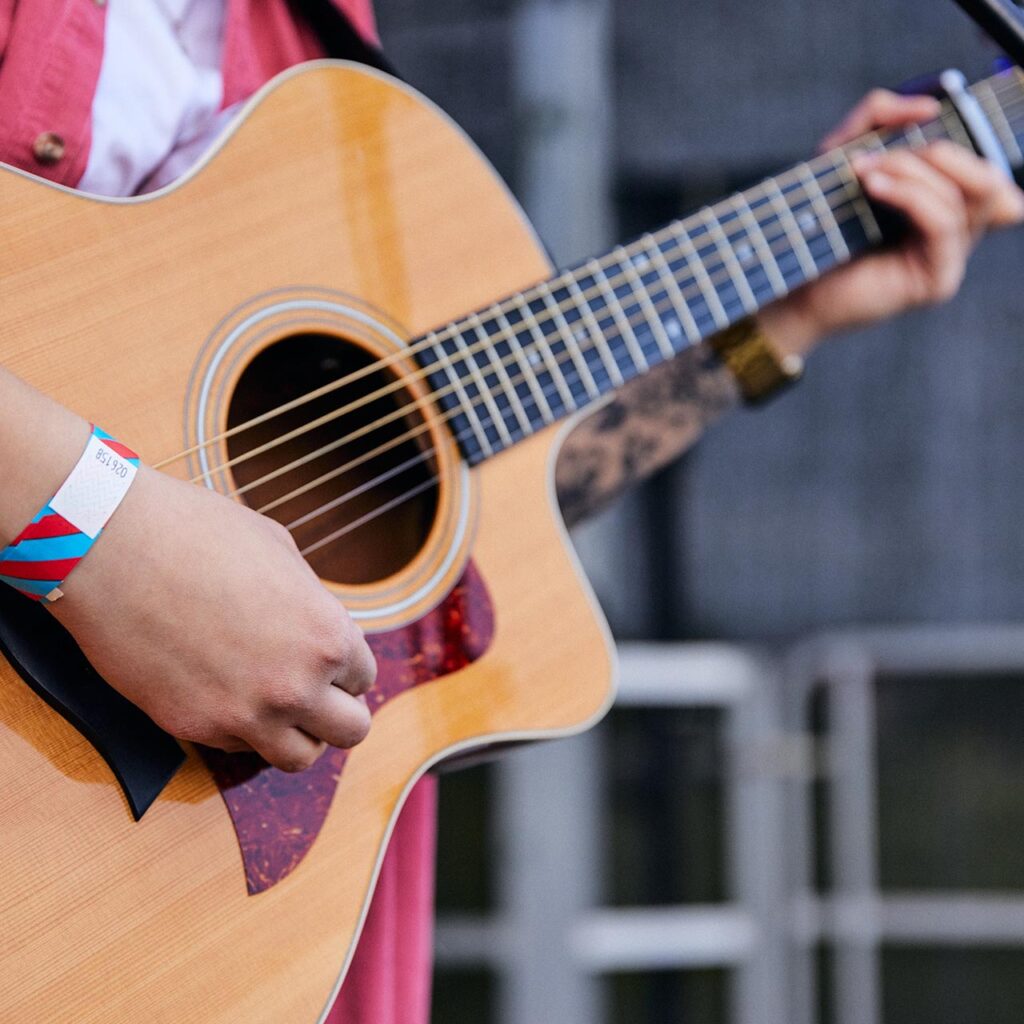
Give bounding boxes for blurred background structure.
[374,1,1024,1021]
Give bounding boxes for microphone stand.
[952,0,1024,66]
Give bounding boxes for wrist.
[757,291,830,360]
[0,399,91,546]
[0,425,140,604]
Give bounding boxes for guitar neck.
[418,68,1024,465]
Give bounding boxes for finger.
[251,726,327,773]
[858,159,968,301]
[853,148,965,217]
[820,90,942,151]
[299,687,372,749]
[916,140,1024,229]
[332,626,377,697]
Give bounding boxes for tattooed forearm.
[554,343,739,528]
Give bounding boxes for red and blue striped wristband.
[0,425,140,604]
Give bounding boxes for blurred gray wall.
[377,0,1024,642]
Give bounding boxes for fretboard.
[417,68,1024,465]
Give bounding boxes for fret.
[511,294,579,414]
[451,327,514,449]
[536,282,601,401]
[794,161,850,262]
[763,177,819,279]
[862,129,887,154]
[828,151,883,245]
[612,245,677,360]
[976,79,1023,165]
[667,222,730,330]
[429,331,494,459]
[565,274,626,386]
[637,235,701,350]
[919,118,947,144]
[700,207,758,315]
[587,257,650,373]
[732,192,787,297]
[940,105,976,150]
[906,122,929,148]
[493,306,555,426]
[419,74,1024,467]
[468,313,534,438]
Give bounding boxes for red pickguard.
[200,561,494,894]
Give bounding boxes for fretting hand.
[760,90,1024,355]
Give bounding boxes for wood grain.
[0,62,615,1022]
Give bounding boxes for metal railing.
[436,628,1024,1024]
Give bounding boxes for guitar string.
[154,78,1024,475]
[151,108,951,477]
[176,81,1024,556]
[191,113,955,505]
[259,199,876,551]
[168,155,863,479]
[282,95,1024,555]
[218,184,868,507]
[189,150,897,494]
[151,75,1024,475]
[151,144,855,472]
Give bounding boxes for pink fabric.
[0,0,378,179]
[221,1,379,109]
[0,4,435,1023]
[328,777,438,1023]
[0,0,106,186]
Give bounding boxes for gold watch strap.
[708,316,804,404]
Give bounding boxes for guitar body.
[0,63,614,1022]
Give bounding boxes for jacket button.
[32,131,66,165]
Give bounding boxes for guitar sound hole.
[226,334,439,585]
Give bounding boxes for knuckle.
[343,646,378,697]
[265,674,317,715]
[867,87,894,112]
[318,614,376,689]
[268,517,298,549]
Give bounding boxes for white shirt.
[78,0,238,197]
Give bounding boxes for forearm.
[553,296,823,528]
[554,342,738,527]
[0,367,89,544]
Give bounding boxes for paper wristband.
[0,425,139,604]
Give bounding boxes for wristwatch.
[708,316,804,404]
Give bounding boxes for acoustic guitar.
[1,61,1021,1022]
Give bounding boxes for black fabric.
[295,0,400,77]
[0,587,185,820]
